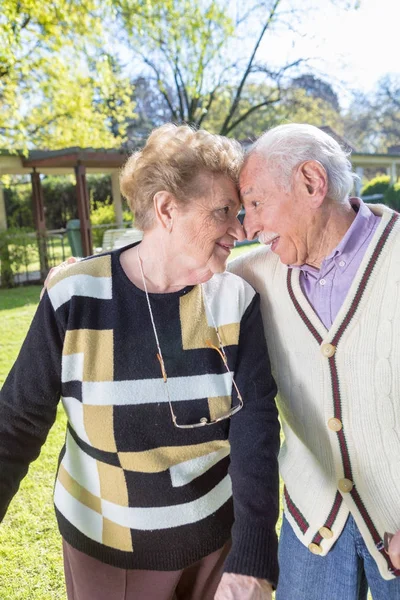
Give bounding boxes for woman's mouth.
[216,242,233,254]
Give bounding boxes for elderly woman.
[0,125,279,600]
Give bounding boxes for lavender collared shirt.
[292,198,381,329]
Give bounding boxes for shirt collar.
[292,198,378,275]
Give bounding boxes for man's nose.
[243,213,258,241]
[231,217,245,242]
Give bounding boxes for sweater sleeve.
[224,292,280,588]
[0,291,64,522]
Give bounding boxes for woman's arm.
[222,292,280,589]
[0,292,64,521]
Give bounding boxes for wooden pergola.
[1,139,400,280]
[0,147,129,264]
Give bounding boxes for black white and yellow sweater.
[0,245,280,585]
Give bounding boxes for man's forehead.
[240,187,254,199]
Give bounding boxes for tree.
[113,0,359,137]
[375,74,400,150]
[204,83,344,140]
[291,74,340,112]
[344,75,400,153]
[0,0,134,149]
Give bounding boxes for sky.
[256,0,399,107]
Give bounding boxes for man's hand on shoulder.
[388,530,400,569]
[214,573,273,600]
[40,256,79,299]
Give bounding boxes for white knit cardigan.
[230,204,400,580]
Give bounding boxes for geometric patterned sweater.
[230,204,400,581]
[0,245,280,585]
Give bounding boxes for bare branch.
[222,94,281,136]
[219,0,282,135]
[140,55,178,121]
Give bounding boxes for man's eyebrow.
[240,188,253,197]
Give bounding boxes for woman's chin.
[209,257,228,274]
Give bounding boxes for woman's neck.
[120,232,212,293]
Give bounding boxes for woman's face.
[171,173,244,277]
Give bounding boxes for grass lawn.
[0,285,67,599]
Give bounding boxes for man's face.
[239,154,311,266]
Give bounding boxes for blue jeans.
[276,514,400,600]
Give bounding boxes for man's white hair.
[249,123,358,203]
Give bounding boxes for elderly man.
[230,123,400,600]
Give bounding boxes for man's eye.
[252,201,260,208]
[219,206,230,215]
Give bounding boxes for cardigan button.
[321,343,336,357]
[328,417,343,432]
[308,542,322,555]
[319,526,334,539]
[338,478,354,493]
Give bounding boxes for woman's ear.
[153,191,176,231]
[296,160,328,208]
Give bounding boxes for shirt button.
[321,343,336,357]
[319,526,334,539]
[308,542,322,555]
[339,260,346,267]
[328,417,343,432]
[319,278,326,286]
[338,478,354,493]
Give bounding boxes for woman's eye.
[217,206,230,215]
[252,201,260,208]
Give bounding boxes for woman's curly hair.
[120,124,244,230]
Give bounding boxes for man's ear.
[153,191,176,231]
[296,160,328,208]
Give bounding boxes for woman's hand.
[214,573,273,600]
[40,256,78,299]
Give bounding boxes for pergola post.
[74,163,93,256]
[390,162,397,184]
[355,167,364,196]
[0,182,12,287]
[31,170,48,281]
[0,183,7,230]
[111,171,123,227]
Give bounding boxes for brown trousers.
[63,539,230,600]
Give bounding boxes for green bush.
[0,228,39,288]
[4,174,115,231]
[90,202,133,247]
[383,182,400,212]
[360,175,391,198]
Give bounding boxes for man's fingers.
[40,257,78,299]
[388,530,400,570]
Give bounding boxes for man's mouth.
[259,232,280,248]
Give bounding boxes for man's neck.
[305,200,356,269]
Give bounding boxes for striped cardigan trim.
[284,486,309,534]
[286,270,322,344]
[350,487,400,576]
[311,491,342,545]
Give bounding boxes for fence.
[0,223,131,287]
[0,194,387,287]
